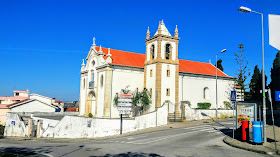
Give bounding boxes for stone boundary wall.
[42,103,168,138]
[185,105,234,121]
[4,113,28,137]
[4,103,168,138]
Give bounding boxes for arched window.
[150,45,155,59]
[91,73,94,82]
[204,87,209,99]
[165,44,171,59]
[92,60,95,67]
[100,75,104,88]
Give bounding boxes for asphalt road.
[0,120,269,157]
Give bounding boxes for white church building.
[79,21,235,118]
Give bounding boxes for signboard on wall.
[236,103,257,130]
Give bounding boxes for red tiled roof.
[95,47,146,68]
[55,100,63,103]
[65,107,79,112]
[94,47,231,78]
[179,59,229,77]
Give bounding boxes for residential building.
[0,90,30,104]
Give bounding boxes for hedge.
[197,102,211,109]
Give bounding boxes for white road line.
[219,122,234,124]
[183,125,211,130]
[130,128,216,145]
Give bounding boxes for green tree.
[140,89,151,113]
[131,88,151,114]
[216,59,224,72]
[270,51,280,108]
[249,65,262,102]
[235,44,250,97]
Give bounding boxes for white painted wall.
[30,94,52,105]
[146,64,156,112]
[110,69,144,118]
[40,102,168,138]
[11,100,56,112]
[185,105,234,121]
[179,75,234,109]
[161,64,176,105]
[4,113,28,137]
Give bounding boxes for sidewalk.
[223,125,280,155]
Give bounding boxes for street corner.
[223,136,278,156]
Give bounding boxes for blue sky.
[0,0,279,101]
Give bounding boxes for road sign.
[230,91,236,102]
[276,91,280,101]
[117,94,132,113]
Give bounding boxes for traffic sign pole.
[230,91,236,139]
[120,114,123,135]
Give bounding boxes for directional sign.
[118,98,132,103]
[230,91,236,102]
[117,107,132,111]
[117,94,132,113]
[276,91,280,101]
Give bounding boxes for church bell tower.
[144,20,180,111]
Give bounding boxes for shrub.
[197,102,211,109]
[223,101,232,109]
[0,125,4,136]
[88,113,93,117]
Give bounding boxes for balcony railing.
[89,81,94,89]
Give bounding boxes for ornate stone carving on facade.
[98,45,105,56]
[105,48,112,64]
[92,37,96,46]
[174,25,179,37]
[146,27,150,39]
[157,21,162,35]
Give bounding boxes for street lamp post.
[216,49,227,120]
[238,6,267,143]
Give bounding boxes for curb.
[223,136,277,156]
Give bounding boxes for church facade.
[79,21,235,118]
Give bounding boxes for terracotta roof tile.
[95,47,145,68]
[179,59,229,77]
[93,47,231,78]
[65,107,79,112]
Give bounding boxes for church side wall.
[110,69,144,118]
[146,64,156,112]
[179,75,234,109]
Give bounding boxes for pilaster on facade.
[103,67,112,118]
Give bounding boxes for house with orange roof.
[79,21,235,118]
